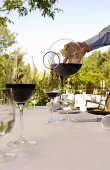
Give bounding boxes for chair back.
[105,91,110,111]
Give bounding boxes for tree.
[0,22,17,53]
[6,48,36,84]
[0,0,62,25]
[0,54,9,88]
[100,49,110,87]
[0,22,17,87]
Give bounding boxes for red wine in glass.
[54,63,82,89]
[43,69,60,124]
[43,89,60,124]
[43,39,83,89]
[5,55,37,148]
[6,84,36,104]
[45,91,59,99]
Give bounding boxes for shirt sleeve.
[85,25,110,52]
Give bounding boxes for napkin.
[46,102,61,111]
[101,114,110,130]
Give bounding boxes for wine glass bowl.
[43,89,60,124]
[6,84,36,104]
[44,89,60,99]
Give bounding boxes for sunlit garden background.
[0,1,110,107]
[0,22,110,106]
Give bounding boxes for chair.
[86,89,110,112]
[105,94,110,111]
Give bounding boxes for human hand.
[63,41,88,63]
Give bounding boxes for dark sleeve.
[85,25,110,52]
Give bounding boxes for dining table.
[0,106,110,170]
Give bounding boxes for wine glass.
[60,92,75,122]
[43,70,61,124]
[0,88,16,162]
[5,55,37,148]
[31,95,39,110]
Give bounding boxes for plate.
[88,109,110,115]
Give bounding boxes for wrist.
[78,42,89,55]
[82,42,89,54]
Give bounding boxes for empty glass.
[60,92,75,122]
[0,88,16,162]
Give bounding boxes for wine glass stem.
[66,110,69,118]
[18,104,25,141]
[50,99,54,120]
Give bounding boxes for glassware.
[5,55,37,148]
[43,70,61,124]
[0,88,16,162]
[43,51,60,70]
[31,96,39,110]
[50,38,82,77]
[43,38,83,89]
[60,92,75,122]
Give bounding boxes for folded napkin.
[46,102,61,111]
[101,114,110,130]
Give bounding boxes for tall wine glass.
[0,88,16,162]
[5,55,37,148]
[43,70,60,124]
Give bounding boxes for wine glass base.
[60,115,74,122]
[0,150,16,162]
[44,119,61,125]
[7,138,37,148]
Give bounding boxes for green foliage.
[35,48,110,101]
[59,49,110,94]
[0,20,110,104]
[0,22,17,53]
[0,23,17,87]
[5,49,28,84]
[1,47,110,105]
[0,0,62,26]
[0,54,9,88]
[72,49,110,93]
[43,70,59,90]
[34,71,49,106]
[35,78,48,106]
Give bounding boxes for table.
[0,106,110,170]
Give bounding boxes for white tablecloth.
[0,106,110,170]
